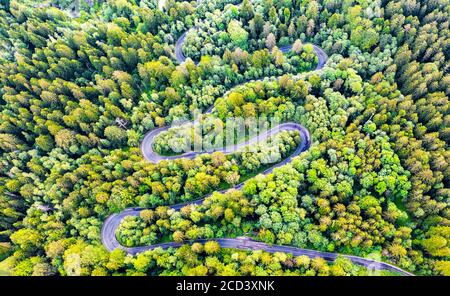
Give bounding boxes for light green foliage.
[0,0,448,277]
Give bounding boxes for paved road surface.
[102,17,413,276]
[175,29,327,72]
[141,122,309,163]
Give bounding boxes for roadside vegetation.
[0,0,448,276]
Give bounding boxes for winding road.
[175,29,328,70]
[101,20,414,276]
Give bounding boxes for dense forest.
[0,0,448,276]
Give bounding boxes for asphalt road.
[122,238,413,276]
[175,29,328,71]
[174,30,188,63]
[141,122,309,164]
[101,24,413,276]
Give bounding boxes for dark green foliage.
[0,0,448,276]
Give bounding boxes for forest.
[0,0,448,276]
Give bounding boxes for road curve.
[174,30,188,63]
[175,28,328,71]
[102,23,413,276]
[102,201,413,275]
[141,122,309,163]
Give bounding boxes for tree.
[239,0,254,21]
[227,20,248,50]
[133,253,152,273]
[265,33,276,50]
[225,171,240,186]
[421,226,450,257]
[106,249,126,271]
[191,243,204,254]
[140,209,154,222]
[211,151,226,167]
[55,129,76,150]
[434,261,450,276]
[250,13,264,37]
[292,39,303,54]
[291,80,308,100]
[35,134,54,152]
[104,126,127,146]
[204,241,220,255]
[10,229,42,253]
[173,230,185,243]
[32,262,55,276]
[350,26,379,51]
